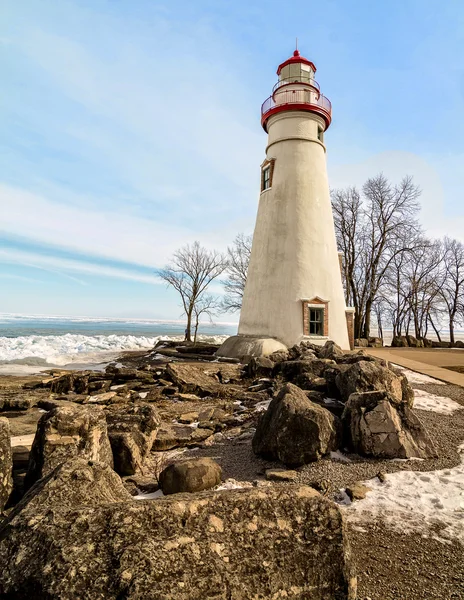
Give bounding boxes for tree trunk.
[186,309,193,342]
[450,319,455,345]
[429,316,442,342]
[194,316,200,344]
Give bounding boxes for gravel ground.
[187,380,464,599]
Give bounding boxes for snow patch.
[343,443,464,543]
[392,365,446,386]
[215,478,253,490]
[330,450,352,463]
[133,489,164,500]
[254,399,271,412]
[413,388,463,415]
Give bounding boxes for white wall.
[238,110,350,349]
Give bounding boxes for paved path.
[365,347,464,388]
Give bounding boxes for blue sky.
[1,0,463,320]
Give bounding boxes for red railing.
[261,88,332,130]
[272,77,320,95]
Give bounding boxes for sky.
[1,0,463,320]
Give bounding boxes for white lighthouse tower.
[218,49,354,358]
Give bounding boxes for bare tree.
[192,294,221,343]
[333,174,421,339]
[221,233,252,312]
[440,237,464,344]
[158,241,226,342]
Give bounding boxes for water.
[0,314,237,375]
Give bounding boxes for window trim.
[260,158,275,192]
[301,298,329,337]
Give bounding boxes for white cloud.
[0,247,161,285]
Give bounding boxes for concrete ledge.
[365,348,464,388]
[216,335,287,361]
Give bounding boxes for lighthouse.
[218,49,354,358]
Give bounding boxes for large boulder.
[105,403,160,475]
[25,404,113,490]
[11,458,132,518]
[159,458,222,494]
[253,383,341,466]
[391,335,408,347]
[335,360,408,405]
[0,481,357,599]
[0,417,13,510]
[342,391,436,459]
[354,338,369,348]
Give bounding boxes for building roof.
[276,50,317,75]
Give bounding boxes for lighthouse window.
[262,166,271,190]
[309,308,324,336]
[317,126,324,143]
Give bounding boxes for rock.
[253,383,341,466]
[159,458,222,494]
[85,391,118,404]
[25,404,113,490]
[295,374,327,393]
[49,373,78,394]
[454,340,464,349]
[346,482,371,501]
[342,391,436,459]
[152,423,212,451]
[105,403,160,476]
[0,484,357,599]
[406,335,423,348]
[377,471,387,483]
[335,361,404,405]
[178,412,199,424]
[267,349,290,363]
[391,335,408,348]
[0,395,38,411]
[242,356,274,379]
[319,340,344,360]
[12,458,132,518]
[354,338,369,348]
[368,337,383,348]
[0,417,13,510]
[265,468,298,482]
[166,362,221,397]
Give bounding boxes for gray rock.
[368,337,383,348]
[25,404,113,490]
[265,468,298,482]
[391,335,409,348]
[152,423,212,451]
[342,391,436,459]
[0,417,13,510]
[0,481,357,599]
[319,340,344,360]
[267,349,290,363]
[12,458,132,518]
[346,482,371,501]
[105,403,160,476]
[253,383,341,466]
[159,458,222,494]
[354,338,369,348]
[335,361,405,405]
[242,356,275,379]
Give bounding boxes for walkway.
[365,347,464,388]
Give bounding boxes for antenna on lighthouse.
[295,37,298,51]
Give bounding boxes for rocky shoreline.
[0,339,463,599]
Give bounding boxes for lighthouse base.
[216,335,287,362]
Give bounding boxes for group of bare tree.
[160,173,463,345]
[332,174,464,343]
